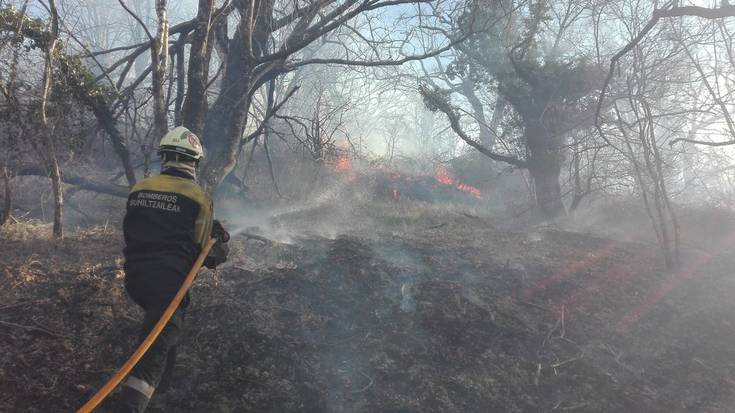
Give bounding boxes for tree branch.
[420,86,527,168]
[283,34,465,70]
[597,2,735,147]
[259,0,434,65]
[595,2,673,145]
[117,0,154,41]
[669,137,735,147]
[239,85,301,151]
[654,5,735,19]
[93,19,199,83]
[16,166,129,198]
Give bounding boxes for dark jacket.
[122,169,213,308]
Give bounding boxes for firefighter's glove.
[204,242,229,269]
[212,219,230,243]
[204,220,230,269]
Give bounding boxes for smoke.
[217,178,373,244]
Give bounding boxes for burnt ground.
[2,201,735,412]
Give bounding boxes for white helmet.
[158,126,204,161]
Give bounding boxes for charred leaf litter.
[2,200,735,412]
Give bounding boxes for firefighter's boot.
[112,376,155,413]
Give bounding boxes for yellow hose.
[77,238,217,413]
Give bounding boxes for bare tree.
[0,5,138,186]
[276,83,350,164]
[72,0,459,193]
[38,0,64,237]
[596,1,735,146]
[422,0,603,218]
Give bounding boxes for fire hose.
[77,237,217,413]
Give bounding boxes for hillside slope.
[1,202,734,412]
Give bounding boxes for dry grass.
[2,201,735,412]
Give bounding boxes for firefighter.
[112,126,229,412]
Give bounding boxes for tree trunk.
[49,157,63,237]
[40,0,63,238]
[181,0,215,137]
[199,0,278,192]
[529,160,565,219]
[86,95,137,186]
[0,166,11,227]
[200,8,260,191]
[460,77,495,148]
[201,89,252,191]
[201,34,253,190]
[174,44,186,126]
[526,122,565,218]
[133,0,153,78]
[17,165,129,197]
[151,0,169,139]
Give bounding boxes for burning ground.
[2,201,735,412]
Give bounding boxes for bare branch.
[284,35,465,70]
[117,0,154,42]
[654,5,735,19]
[595,2,674,144]
[595,2,735,141]
[420,87,526,168]
[239,85,301,151]
[669,137,735,147]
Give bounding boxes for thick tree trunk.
[526,122,565,219]
[529,160,564,219]
[200,18,255,191]
[199,0,278,193]
[182,0,215,137]
[201,87,252,190]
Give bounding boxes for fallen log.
[16,166,129,198]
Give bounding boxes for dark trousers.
[135,305,184,392]
[114,305,185,413]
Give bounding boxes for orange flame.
[457,182,482,199]
[435,166,482,199]
[335,152,350,171]
[435,167,454,186]
[332,151,356,181]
